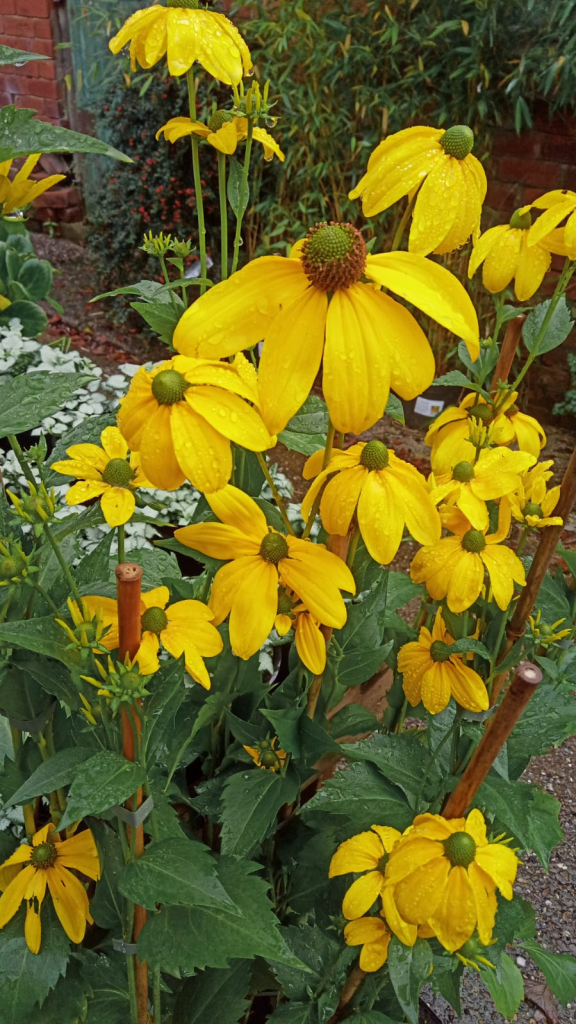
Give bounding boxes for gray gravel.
[427,735,576,1024]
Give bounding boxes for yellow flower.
[398,609,488,715]
[0,155,65,216]
[157,114,284,162]
[528,609,572,646]
[344,915,391,972]
[0,294,11,311]
[117,355,275,493]
[349,124,486,256]
[275,591,327,676]
[175,485,356,661]
[172,221,479,436]
[302,440,441,564]
[51,426,150,528]
[431,446,536,531]
[329,824,417,944]
[468,207,551,301]
[0,824,100,954]
[243,737,287,771]
[79,586,223,689]
[56,597,112,658]
[109,1,252,84]
[410,501,525,613]
[425,392,546,474]
[527,189,576,260]
[508,461,563,529]
[384,810,519,952]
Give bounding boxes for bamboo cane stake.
[491,444,576,704]
[116,563,148,1023]
[490,315,525,393]
[443,661,542,818]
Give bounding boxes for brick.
[542,132,576,164]
[0,35,23,50]
[497,156,565,189]
[522,186,551,205]
[40,98,62,119]
[18,0,51,17]
[28,61,58,80]
[1,73,36,97]
[492,129,543,160]
[485,179,519,213]
[32,186,79,210]
[33,20,53,39]
[58,205,84,223]
[9,15,32,36]
[25,38,55,57]
[0,0,17,12]
[29,78,60,100]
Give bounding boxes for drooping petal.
[329,831,382,877]
[409,153,462,255]
[481,545,525,610]
[0,864,35,928]
[100,426,129,461]
[184,385,274,453]
[420,663,452,714]
[371,825,402,854]
[279,556,348,629]
[381,886,418,946]
[514,235,551,301]
[465,809,488,847]
[528,198,576,247]
[285,537,356,594]
[207,556,264,624]
[65,480,107,507]
[357,469,405,565]
[229,559,278,659]
[393,856,451,923]
[456,484,489,531]
[474,843,518,899]
[173,257,309,359]
[175,522,259,561]
[46,863,90,944]
[446,659,489,713]
[24,868,47,954]
[319,466,368,536]
[206,484,267,540]
[164,9,251,84]
[140,586,170,612]
[366,251,479,360]
[511,411,546,457]
[468,225,509,278]
[435,154,486,255]
[100,487,135,528]
[345,917,391,972]
[446,550,484,613]
[206,121,239,155]
[117,366,158,449]
[397,641,429,706]
[410,537,464,602]
[294,612,326,675]
[468,862,497,945]
[385,837,445,884]
[342,870,384,920]
[349,128,442,216]
[109,6,163,54]
[165,600,223,658]
[258,284,327,435]
[482,228,522,294]
[160,625,212,689]
[387,456,441,546]
[135,632,160,675]
[171,402,232,493]
[139,404,186,491]
[323,285,391,434]
[55,829,101,881]
[428,865,477,952]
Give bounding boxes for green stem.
[302,421,336,539]
[11,728,35,840]
[159,253,178,311]
[32,581,59,614]
[126,953,139,1024]
[153,968,162,1024]
[491,291,506,352]
[256,452,294,535]
[449,708,462,774]
[43,521,84,607]
[516,524,529,556]
[231,119,254,274]
[186,70,207,295]
[346,528,360,568]
[510,258,575,392]
[218,151,229,280]
[390,191,418,252]
[487,610,509,698]
[117,524,126,564]
[7,433,36,488]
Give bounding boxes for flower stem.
[256,452,294,535]
[118,524,126,564]
[43,521,84,608]
[346,528,360,569]
[510,258,575,393]
[302,421,335,539]
[186,70,207,295]
[516,524,528,556]
[32,580,59,614]
[231,119,254,274]
[218,151,229,280]
[11,728,35,839]
[159,253,178,311]
[390,191,418,252]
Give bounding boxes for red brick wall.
[0,0,65,123]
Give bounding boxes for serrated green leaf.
[131,297,183,343]
[0,105,130,163]
[59,751,146,830]
[118,837,235,912]
[507,684,576,778]
[522,941,576,1005]
[480,952,524,1020]
[173,960,251,1024]
[432,370,479,389]
[8,747,94,805]
[220,769,298,857]
[89,822,125,930]
[271,924,341,1000]
[302,762,413,834]
[0,371,95,436]
[335,641,393,688]
[267,1003,317,1024]
[141,656,186,762]
[477,776,563,868]
[329,703,381,738]
[448,638,491,659]
[81,951,131,1024]
[0,906,70,1023]
[387,937,433,1024]
[341,732,440,802]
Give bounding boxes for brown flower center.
[300,222,366,292]
[31,841,57,868]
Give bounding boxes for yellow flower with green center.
[117,354,275,493]
[410,501,526,613]
[527,188,576,261]
[425,391,546,474]
[243,737,287,772]
[528,609,571,646]
[329,825,416,946]
[384,810,519,952]
[56,597,111,658]
[274,591,327,676]
[0,155,65,216]
[398,609,488,715]
[175,485,356,661]
[468,207,552,301]
[302,440,441,565]
[157,114,284,162]
[349,125,487,256]
[508,460,563,529]
[79,586,223,689]
[172,220,479,436]
[431,446,536,531]
[0,823,100,954]
[51,426,150,528]
[108,0,252,84]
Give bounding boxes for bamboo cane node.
[116,562,143,583]
[515,661,542,686]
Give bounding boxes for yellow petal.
[342,870,384,920]
[206,484,267,540]
[349,128,442,216]
[387,456,441,546]
[258,285,327,435]
[65,480,108,506]
[319,466,367,536]
[382,886,418,946]
[468,862,497,945]
[420,663,452,714]
[285,536,356,595]
[482,228,522,293]
[511,411,546,457]
[469,224,509,278]
[173,257,309,359]
[386,837,445,884]
[446,659,488,713]
[514,235,551,301]
[175,522,260,561]
[156,117,202,143]
[359,285,433,404]
[206,121,239,155]
[55,829,101,881]
[410,536,464,602]
[24,868,46,954]
[139,404,186,491]
[0,864,35,928]
[295,612,326,675]
[465,809,488,847]
[63,442,108,471]
[446,550,484,613]
[140,586,170,611]
[357,470,405,565]
[528,198,576,247]
[474,843,518,899]
[323,285,391,434]
[229,558,278,659]
[117,366,157,449]
[252,125,285,162]
[109,7,163,54]
[329,831,382,877]
[344,914,388,946]
[46,863,90,944]
[371,825,402,854]
[100,426,128,461]
[165,600,223,658]
[393,855,450,923]
[366,251,479,360]
[208,555,263,624]
[456,484,489,531]
[481,545,525,610]
[428,865,477,952]
[170,402,233,493]
[161,623,212,688]
[135,632,160,675]
[435,154,486,255]
[409,153,462,255]
[397,641,429,706]
[100,487,135,528]
[185,385,274,452]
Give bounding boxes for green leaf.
[220,769,298,857]
[522,297,573,356]
[173,961,251,1024]
[350,1014,402,1024]
[329,704,381,738]
[302,762,413,834]
[384,393,405,424]
[336,572,388,652]
[59,751,146,830]
[278,395,329,455]
[142,656,186,762]
[0,105,131,163]
[227,155,250,220]
[271,924,346,1001]
[118,837,235,912]
[387,937,433,1024]
[341,732,440,802]
[17,258,52,301]
[477,776,563,868]
[448,638,491,659]
[81,951,131,1024]
[0,906,70,1023]
[507,683,576,778]
[335,641,393,688]
[131,297,183,344]
[278,428,324,456]
[232,446,265,496]
[8,747,94,805]
[137,855,303,974]
[89,822,125,930]
[267,1004,317,1024]
[432,370,479,390]
[0,371,95,437]
[0,45,50,66]
[522,941,576,1006]
[480,952,524,1020]
[0,299,47,337]
[0,617,74,666]
[431,959,463,1017]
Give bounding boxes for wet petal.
[171,402,232,493]
[295,612,326,675]
[100,487,135,528]
[100,426,128,461]
[428,866,477,951]
[329,831,382,876]
[319,466,367,536]
[206,483,267,539]
[140,404,186,491]
[46,863,90,944]
[229,559,278,659]
[185,385,274,453]
[342,870,384,920]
